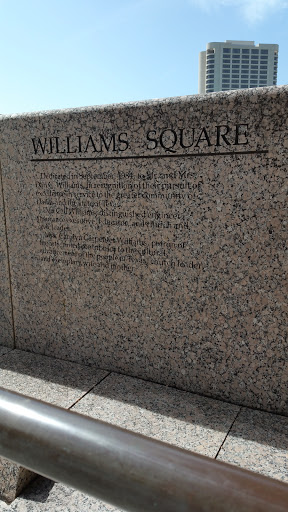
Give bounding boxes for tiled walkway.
[0,347,287,511]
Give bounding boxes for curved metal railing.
[0,387,287,511]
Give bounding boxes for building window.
[250,80,258,84]
[261,49,268,54]
[241,80,249,84]
[222,59,230,64]
[232,64,239,69]
[232,48,240,53]
[242,49,250,54]
[251,65,258,70]
[223,64,230,69]
[223,48,231,53]
[251,49,259,54]
[232,74,239,78]
[260,65,267,69]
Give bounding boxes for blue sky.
[1,0,287,115]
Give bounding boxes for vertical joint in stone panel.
[0,159,16,347]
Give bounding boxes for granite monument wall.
[0,160,14,348]
[0,86,287,414]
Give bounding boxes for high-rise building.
[199,40,278,94]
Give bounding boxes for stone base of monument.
[0,463,36,505]
[0,347,287,508]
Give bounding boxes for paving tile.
[217,407,288,482]
[0,350,108,407]
[0,476,121,512]
[72,372,240,457]
[1,375,287,511]
[0,350,109,503]
[0,370,239,509]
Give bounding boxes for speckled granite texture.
[0,350,108,406]
[72,372,240,456]
[0,350,108,502]
[0,465,36,509]
[0,176,14,348]
[0,477,124,511]
[0,346,12,357]
[217,408,288,482]
[0,86,287,414]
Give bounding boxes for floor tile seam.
[214,406,243,460]
[101,370,288,419]
[68,371,112,410]
[2,353,287,420]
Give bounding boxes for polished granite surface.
[0,347,12,357]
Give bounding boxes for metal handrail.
[0,387,287,511]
